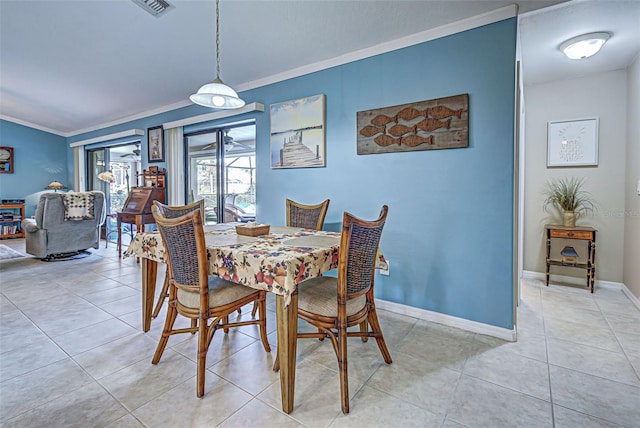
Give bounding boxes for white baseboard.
[374,273,639,344]
[375,299,516,342]
[521,270,623,290]
[522,270,640,311]
[622,287,640,310]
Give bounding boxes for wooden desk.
[545,225,597,292]
[116,187,165,257]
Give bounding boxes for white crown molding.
[52,5,516,137]
[66,100,192,138]
[69,129,144,148]
[375,298,517,342]
[162,102,264,129]
[236,5,517,94]
[0,114,67,137]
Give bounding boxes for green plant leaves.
[543,177,596,216]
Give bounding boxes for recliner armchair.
[22,191,106,259]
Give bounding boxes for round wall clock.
[0,147,14,173]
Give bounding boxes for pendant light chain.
[215,0,220,80]
[189,0,245,109]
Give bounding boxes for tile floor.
[1,239,639,427]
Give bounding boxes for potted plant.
[543,177,596,227]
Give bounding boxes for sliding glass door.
[86,143,141,243]
[185,122,256,224]
[86,143,141,214]
[87,148,108,196]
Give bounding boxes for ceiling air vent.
[131,0,175,18]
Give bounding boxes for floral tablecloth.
[125,225,323,306]
[125,224,387,307]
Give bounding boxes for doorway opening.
[86,142,141,243]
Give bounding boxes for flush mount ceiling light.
[189,0,245,109]
[559,32,611,60]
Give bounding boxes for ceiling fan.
[202,129,253,152]
[120,143,141,160]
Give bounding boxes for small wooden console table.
[545,225,596,293]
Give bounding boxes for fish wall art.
[356,93,469,155]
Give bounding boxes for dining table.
[125,223,387,413]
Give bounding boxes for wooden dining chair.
[286,198,330,230]
[275,205,391,414]
[247,198,331,317]
[151,206,271,397]
[151,200,205,319]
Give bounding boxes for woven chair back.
[286,198,330,230]
[339,205,388,298]
[152,206,206,294]
[153,199,205,219]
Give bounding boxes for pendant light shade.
[190,77,245,109]
[189,0,245,109]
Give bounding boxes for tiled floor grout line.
[0,300,135,425]
[538,283,557,427]
[2,249,640,427]
[1,253,184,425]
[438,365,463,427]
[214,398,260,428]
[542,286,640,385]
[552,403,628,428]
[539,282,640,428]
[595,297,640,384]
[546,361,640,390]
[144,309,281,427]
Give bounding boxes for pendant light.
[190,0,245,109]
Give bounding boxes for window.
[185,123,256,224]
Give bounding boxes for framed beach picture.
[147,126,164,163]
[547,118,598,167]
[270,94,326,169]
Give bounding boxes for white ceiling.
[520,0,640,85]
[1,0,638,137]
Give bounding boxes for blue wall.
[249,19,518,329]
[0,120,68,217]
[19,18,518,329]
